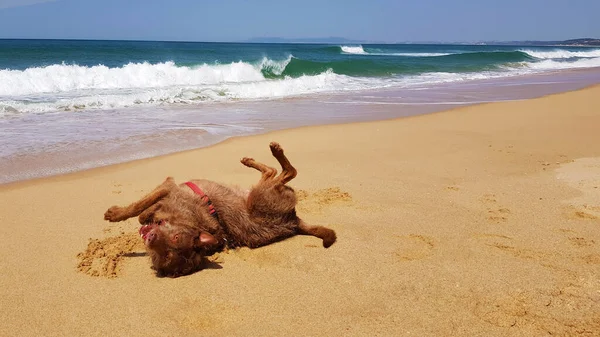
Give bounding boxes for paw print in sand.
[393,234,435,261]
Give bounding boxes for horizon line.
[0,36,598,45]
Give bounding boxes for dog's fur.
[103,142,336,277]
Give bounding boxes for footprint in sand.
[393,234,435,261]
[487,208,511,223]
[296,187,352,213]
[562,205,599,220]
[572,209,599,220]
[111,183,123,194]
[472,233,513,240]
[486,242,546,260]
[472,286,600,334]
[484,228,600,271]
[495,145,515,154]
[568,237,595,248]
[556,157,600,220]
[476,234,546,261]
[556,229,598,264]
[477,232,595,277]
[581,254,600,265]
[477,234,587,281]
[481,194,497,204]
[480,194,511,223]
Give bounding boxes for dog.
[103,142,336,277]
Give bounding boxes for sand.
[1,85,600,336]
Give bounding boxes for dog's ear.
[195,231,218,247]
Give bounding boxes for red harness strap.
[184,182,218,218]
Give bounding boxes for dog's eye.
[173,234,179,242]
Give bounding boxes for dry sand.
[1,85,600,336]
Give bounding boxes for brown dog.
[103,142,336,277]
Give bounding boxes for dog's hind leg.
[298,219,337,248]
[240,157,278,182]
[104,177,177,222]
[269,142,297,185]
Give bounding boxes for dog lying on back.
[103,142,336,277]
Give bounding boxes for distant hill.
[560,38,600,46]
[244,37,381,44]
[245,37,600,46]
[479,38,600,47]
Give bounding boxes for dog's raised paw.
[240,157,255,166]
[104,206,124,222]
[269,142,283,154]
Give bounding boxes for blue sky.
[0,0,598,42]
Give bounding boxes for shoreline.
[0,83,597,190]
[2,66,600,186]
[1,84,600,336]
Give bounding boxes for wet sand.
[1,85,600,336]
[2,67,600,185]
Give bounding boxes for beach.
[1,84,599,336]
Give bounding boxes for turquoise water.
[0,40,547,72]
[1,40,600,114]
[1,39,599,183]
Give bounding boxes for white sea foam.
[0,68,522,115]
[0,68,393,115]
[520,49,600,59]
[0,61,266,96]
[522,57,600,70]
[340,45,367,54]
[348,47,600,59]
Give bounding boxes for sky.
[0,0,598,42]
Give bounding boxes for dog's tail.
[298,220,337,248]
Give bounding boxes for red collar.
[185,181,218,218]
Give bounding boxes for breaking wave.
[340,45,367,54]
[520,49,600,59]
[2,46,600,115]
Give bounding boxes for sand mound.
[77,232,145,278]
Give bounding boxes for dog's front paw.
[240,157,255,167]
[104,206,125,222]
[269,142,283,155]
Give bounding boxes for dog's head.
[139,220,218,277]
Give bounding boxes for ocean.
[1,39,600,183]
